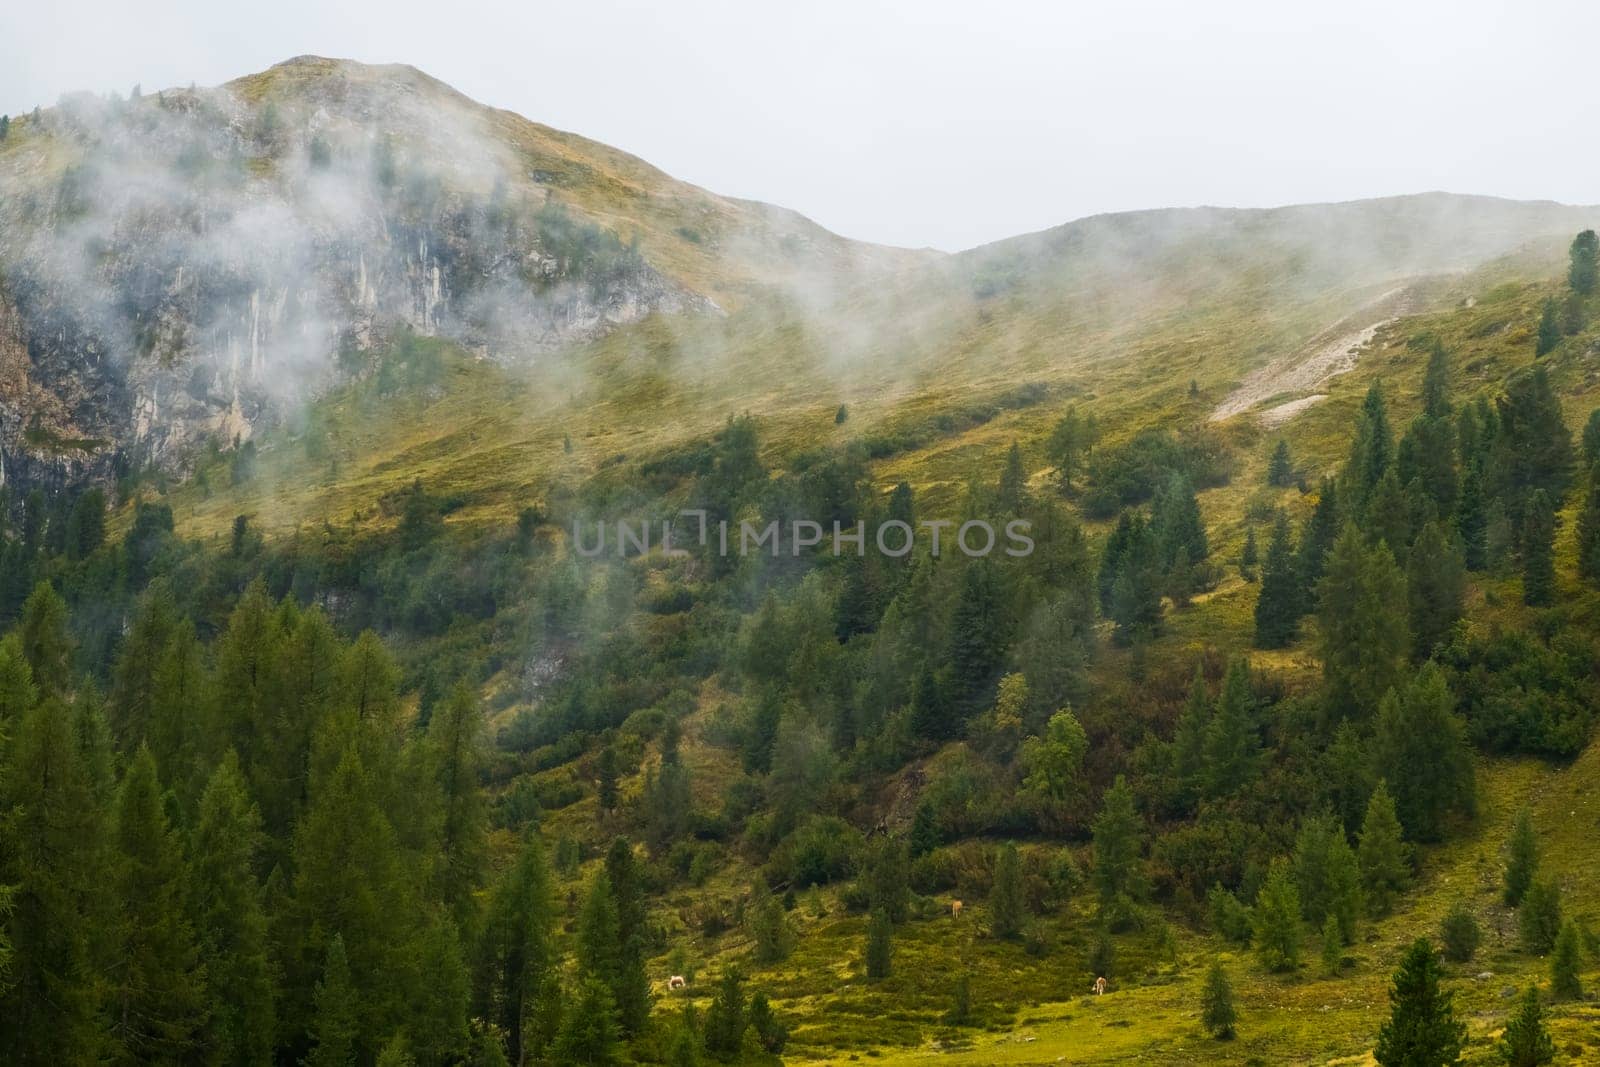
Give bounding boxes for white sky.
[3,0,1596,252]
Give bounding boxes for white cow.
[667,975,688,991]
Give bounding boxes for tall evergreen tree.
[602,838,652,1036]
[191,753,275,1066]
[17,581,71,698]
[1253,858,1302,973]
[1535,298,1561,357]
[1254,511,1301,648]
[1577,463,1600,584]
[1490,366,1573,527]
[1357,780,1410,916]
[1267,440,1294,487]
[1518,880,1563,955]
[1503,807,1538,907]
[1499,985,1555,1067]
[1201,959,1237,1038]
[1570,229,1598,295]
[1090,776,1145,918]
[990,842,1026,939]
[553,977,621,1066]
[1292,813,1362,943]
[1374,939,1465,1067]
[1343,382,1393,510]
[1521,489,1557,606]
[702,969,748,1061]
[1550,921,1583,999]
[1455,466,1488,571]
[1406,521,1465,659]
[476,835,554,1064]
[1171,666,1211,806]
[108,747,206,1061]
[950,557,1011,695]
[1297,478,1341,605]
[307,935,359,1067]
[1202,658,1262,797]
[1319,526,1409,722]
[429,683,489,919]
[1371,665,1475,842]
[865,908,893,979]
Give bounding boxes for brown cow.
[1094,976,1107,996]
[951,899,964,919]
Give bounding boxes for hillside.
[2,58,1600,1067]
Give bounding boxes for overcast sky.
[3,0,1596,251]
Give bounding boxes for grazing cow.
[668,975,687,991]
[950,899,963,919]
[1094,976,1107,996]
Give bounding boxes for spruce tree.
[1344,382,1394,510]
[1499,985,1555,1067]
[865,908,893,979]
[1570,229,1598,295]
[703,969,747,1060]
[1201,958,1237,1038]
[1577,463,1600,584]
[1456,466,1488,570]
[307,935,359,1067]
[192,753,275,1065]
[1357,780,1410,915]
[1296,478,1341,603]
[990,842,1026,939]
[1550,921,1582,999]
[1293,813,1362,942]
[17,581,71,698]
[1374,938,1465,1067]
[1320,914,1343,976]
[108,746,206,1061]
[1239,525,1258,580]
[1521,489,1557,606]
[862,836,911,924]
[1202,658,1262,797]
[553,977,622,1066]
[1405,521,1465,659]
[1171,666,1211,806]
[1319,526,1409,722]
[1518,880,1562,955]
[1253,858,1302,973]
[950,557,1011,693]
[429,683,489,919]
[1535,298,1561,357]
[1267,439,1294,487]
[1584,409,1600,467]
[1490,366,1574,523]
[1372,665,1475,842]
[1090,776,1145,919]
[748,991,788,1054]
[1503,807,1538,907]
[477,835,554,1063]
[1254,511,1300,648]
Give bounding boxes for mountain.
[1,56,1595,515]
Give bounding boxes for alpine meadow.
[6,50,1600,1067]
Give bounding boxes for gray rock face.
[0,61,714,498]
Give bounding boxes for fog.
[3,0,1598,252]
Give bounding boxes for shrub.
[1439,901,1481,963]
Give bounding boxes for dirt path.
[1210,286,1421,424]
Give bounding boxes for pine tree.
[192,753,275,1065]
[1090,776,1145,919]
[1268,439,1294,487]
[1358,780,1411,916]
[1439,901,1480,964]
[1521,489,1557,606]
[748,991,788,1054]
[603,838,652,1035]
[1518,880,1563,955]
[950,557,1011,694]
[429,683,489,918]
[1100,512,1162,645]
[1490,366,1574,524]
[1203,658,1262,798]
[1344,382,1394,510]
[1535,298,1561,357]
[702,969,747,1060]
[1374,938,1465,1067]
[990,842,1026,939]
[865,908,893,979]
[553,976,622,1066]
[1319,526,1409,722]
[1456,467,1488,570]
[1577,463,1600,584]
[1499,985,1555,1067]
[1570,229,1598,295]
[477,835,554,1063]
[1550,921,1582,999]
[17,581,71,697]
[1151,471,1208,571]
[307,935,359,1067]
[1372,665,1476,842]
[1320,914,1343,976]
[1297,478,1341,604]
[1253,858,1302,973]
[0,697,106,1061]
[1201,959,1237,1039]
[1406,521,1465,659]
[1254,511,1300,648]
[108,746,206,1061]
[1171,667,1211,807]
[1239,525,1258,580]
[1503,807,1538,906]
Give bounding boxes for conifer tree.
[1535,298,1561,357]
[1490,366,1574,524]
[1374,938,1465,1067]
[1503,807,1538,907]
[1152,471,1208,571]
[1357,780,1410,915]
[553,977,622,1066]
[192,752,275,1065]
[1570,229,1598,295]
[17,581,72,698]
[1267,439,1294,487]
[1406,521,1465,659]
[1254,511,1300,648]
[703,968,748,1060]
[1239,525,1258,579]
[750,889,794,964]
[429,683,488,918]
[1343,382,1393,510]
[1499,985,1555,1067]
[748,991,788,1054]
[1320,914,1343,976]
[1372,665,1475,842]
[1439,901,1479,964]
[1456,466,1488,570]
[602,838,652,1035]
[1091,776,1145,920]
[1047,407,1088,492]
[1253,859,1302,973]
[0,633,37,731]
[1518,880,1562,955]
[307,935,359,1067]
[950,557,1012,693]
[1201,958,1237,1038]
[1319,526,1409,722]
[477,835,554,1063]
[1171,667,1211,806]
[1521,489,1557,606]
[862,836,911,924]
[1364,468,1412,563]
[1203,658,1262,797]
[1292,813,1362,942]
[990,842,1026,939]
[1550,921,1582,999]
[865,908,893,979]
[1297,478,1341,604]
[1577,463,1600,584]
[109,746,206,1061]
